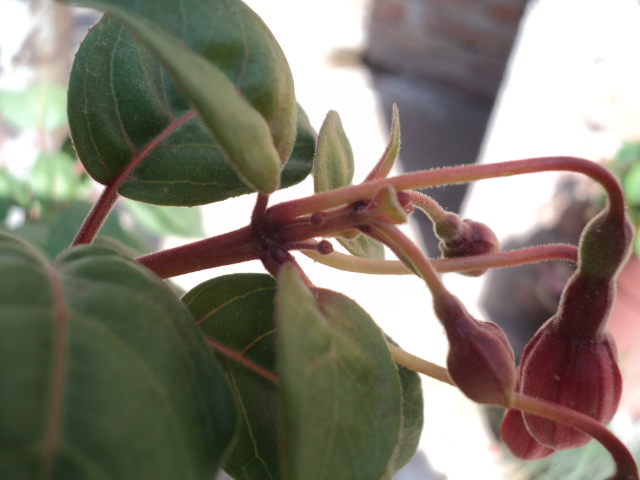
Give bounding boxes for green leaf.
[0,233,237,479]
[30,152,85,202]
[337,234,385,260]
[123,200,205,238]
[275,264,402,480]
[281,104,316,189]
[384,339,424,477]
[0,83,67,131]
[64,0,297,205]
[183,274,281,480]
[314,110,355,193]
[366,103,401,182]
[312,110,387,258]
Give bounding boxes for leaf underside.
[0,233,236,479]
[66,0,311,205]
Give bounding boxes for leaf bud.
[517,317,622,450]
[434,292,516,405]
[436,216,499,276]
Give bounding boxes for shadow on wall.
[363,0,529,256]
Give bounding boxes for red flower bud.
[434,293,516,405]
[436,216,499,276]
[517,317,622,450]
[500,408,555,460]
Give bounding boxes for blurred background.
[1,0,640,478]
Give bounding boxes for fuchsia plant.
[1,0,638,479]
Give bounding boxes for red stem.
[137,225,260,279]
[72,111,197,245]
[513,393,638,480]
[266,156,625,224]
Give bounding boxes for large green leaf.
[281,104,316,189]
[184,271,423,480]
[275,264,403,480]
[0,233,236,479]
[384,339,423,477]
[183,273,281,480]
[64,0,298,205]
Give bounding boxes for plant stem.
[368,223,447,296]
[512,393,638,480]
[408,191,449,224]
[72,111,197,246]
[72,184,120,245]
[386,342,453,385]
[387,343,638,480]
[303,243,578,275]
[251,192,270,229]
[266,156,625,224]
[136,225,260,279]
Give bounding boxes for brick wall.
[365,0,529,97]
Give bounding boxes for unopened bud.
[517,317,622,450]
[500,408,555,460]
[436,216,499,276]
[578,209,634,280]
[434,293,516,405]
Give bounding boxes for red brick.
[424,14,513,57]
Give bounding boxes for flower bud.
[500,408,555,460]
[434,292,516,405]
[517,317,622,450]
[578,209,634,281]
[436,215,499,276]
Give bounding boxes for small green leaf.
[314,111,355,193]
[366,103,401,182]
[0,83,67,131]
[0,233,237,479]
[64,0,298,205]
[337,234,385,260]
[183,274,281,480]
[123,200,205,238]
[275,264,402,480]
